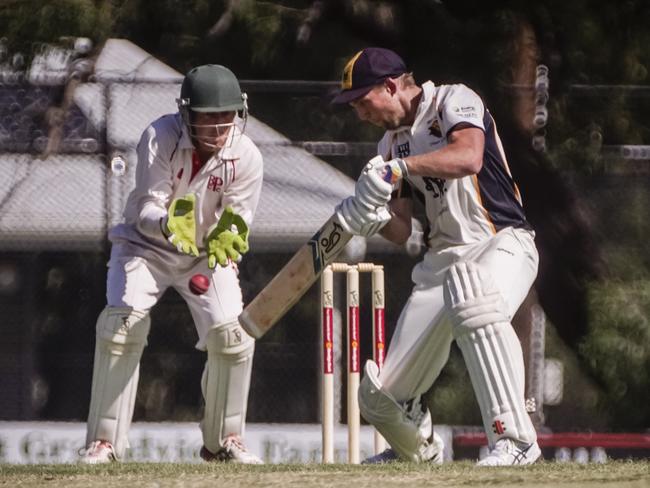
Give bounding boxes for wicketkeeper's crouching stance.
[332,48,541,466]
[80,65,264,464]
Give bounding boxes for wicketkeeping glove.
[205,206,250,268]
[163,193,199,256]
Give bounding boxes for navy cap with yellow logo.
[332,47,407,104]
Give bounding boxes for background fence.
[1,40,649,438]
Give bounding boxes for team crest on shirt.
[428,119,442,138]
[396,141,410,158]
[208,175,223,192]
[206,159,236,192]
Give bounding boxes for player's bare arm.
[379,196,413,245]
[403,125,484,179]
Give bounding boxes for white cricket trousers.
[106,240,243,350]
[378,226,538,402]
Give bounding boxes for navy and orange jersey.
[379,81,531,251]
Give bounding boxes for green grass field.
[1,461,648,488]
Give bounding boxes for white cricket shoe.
[78,440,117,464]
[422,431,445,464]
[200,434,263,464]
[477,439,542,466]
[361,432,444,464]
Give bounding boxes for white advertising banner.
[0,422,453,464]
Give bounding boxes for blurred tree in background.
[1,0,648,428]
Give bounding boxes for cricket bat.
[239,214,352,338]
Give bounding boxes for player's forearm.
[379,211,411,245]
[136,201,168,239]
[378,197,413,244]
[402,127,484,178]
[403,145,482,179]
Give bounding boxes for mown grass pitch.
[1,461,649,488]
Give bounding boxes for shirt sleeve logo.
[453,105,478,118]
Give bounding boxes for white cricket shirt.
[378,81,531,252]
[110,112,263,256]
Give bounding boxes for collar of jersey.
[385,81,436,136]
[409,81,435,134]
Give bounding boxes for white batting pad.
[201,321,255,453]
[444,262,536,446]
[358,360,442,462]
[86,307,150,458]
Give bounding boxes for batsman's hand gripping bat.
[239,156,400,339]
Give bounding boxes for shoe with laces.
[421,431,445,464]
[78,440,117,464]
[200,434,263,464]
[477,438,542,466]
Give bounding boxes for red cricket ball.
[189,273,210,295]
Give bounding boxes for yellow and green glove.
[205,206,250,268]
[162,193,199,256]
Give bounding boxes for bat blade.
[239,214,351,338]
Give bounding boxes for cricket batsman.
[79,65,263,464]
[332,48,541,466]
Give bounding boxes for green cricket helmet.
[177,64,249,149]
[179,64,245,112]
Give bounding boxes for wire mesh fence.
[0,75,396,425]
[2,63,648,432]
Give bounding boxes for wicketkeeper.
[333,48,541,466]
[80,65,264,464]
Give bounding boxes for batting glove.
[205,206,250,268]
[355,155,408,208]
[334,196,392,238]
[162,193,199,256]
